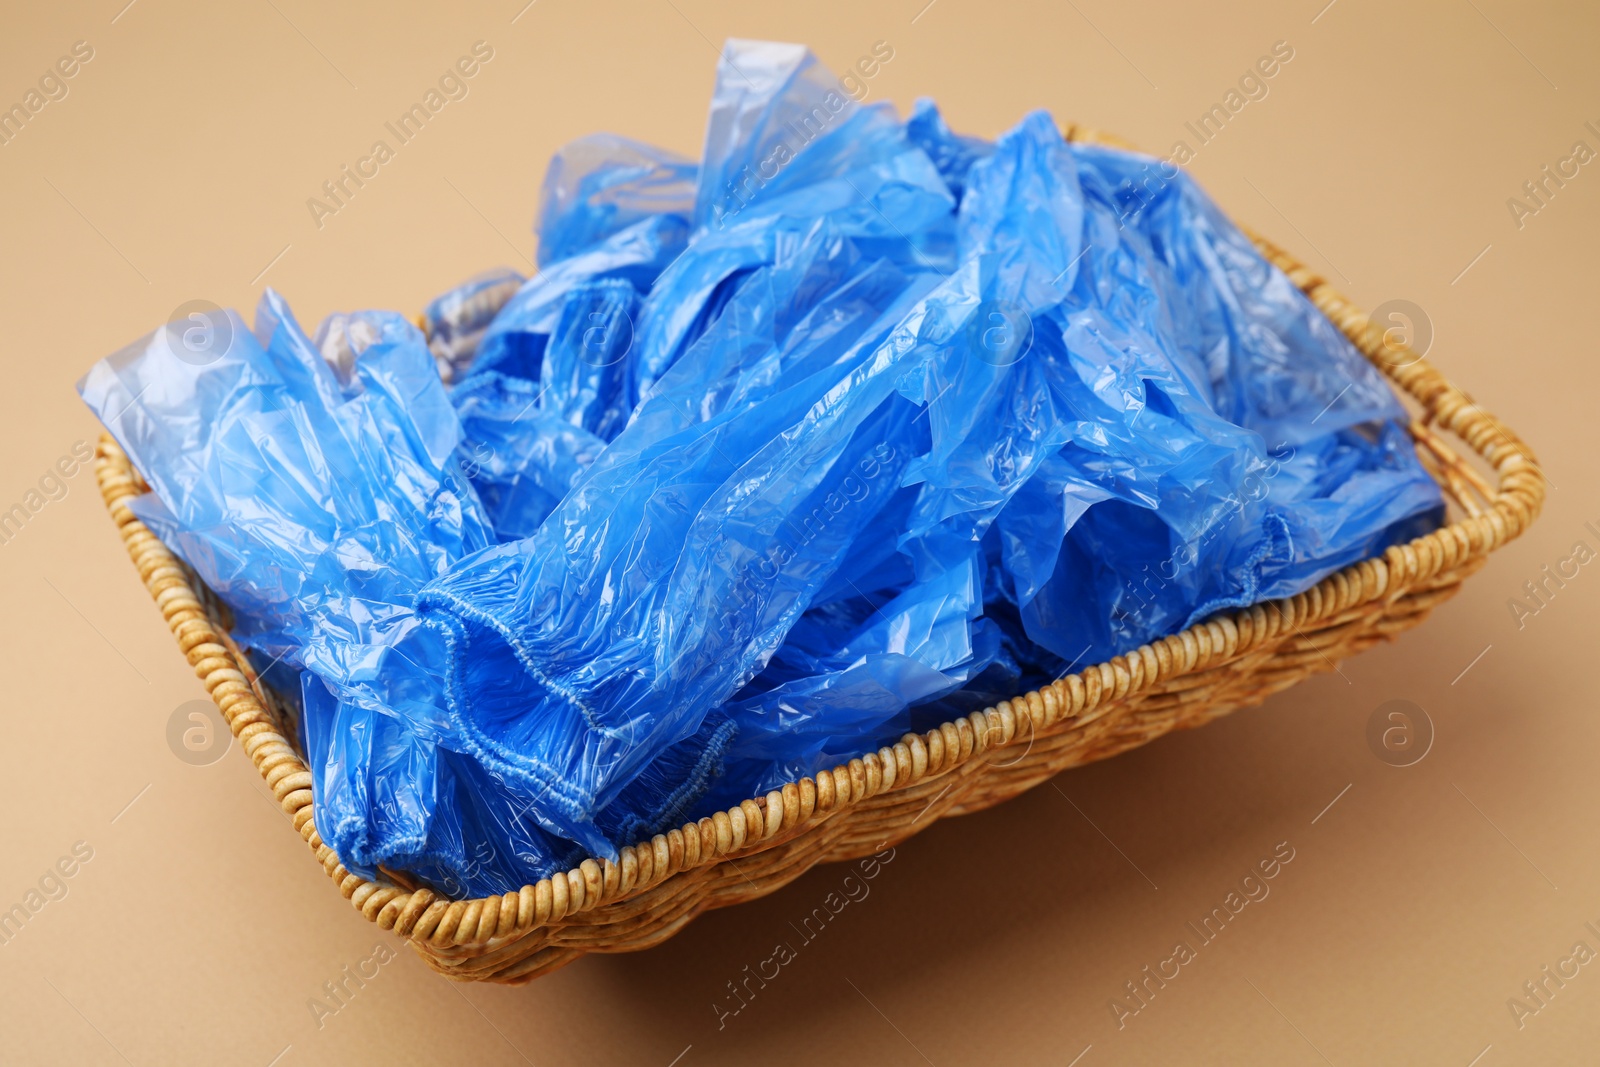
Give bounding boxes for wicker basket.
[92,126,1545,984]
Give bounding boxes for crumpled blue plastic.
[422,267,525,382]
[81,39,1441,896]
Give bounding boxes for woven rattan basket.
[93,126,1545,984]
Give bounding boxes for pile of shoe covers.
[80,41,1442,896]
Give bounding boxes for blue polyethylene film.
[81,40,1442,897]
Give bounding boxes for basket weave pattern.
[93,131,1544,983]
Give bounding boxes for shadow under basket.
[93,126,1545,984]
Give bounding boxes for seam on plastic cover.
[418,603,599,825]
[417,584,620,738]
[612,717,739,846]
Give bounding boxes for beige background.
[1,0,1596,1063]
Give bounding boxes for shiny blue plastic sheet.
[81,39,1441,896]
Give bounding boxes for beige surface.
[1,0,1594,1063]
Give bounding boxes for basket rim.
[91,124,1546,956]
